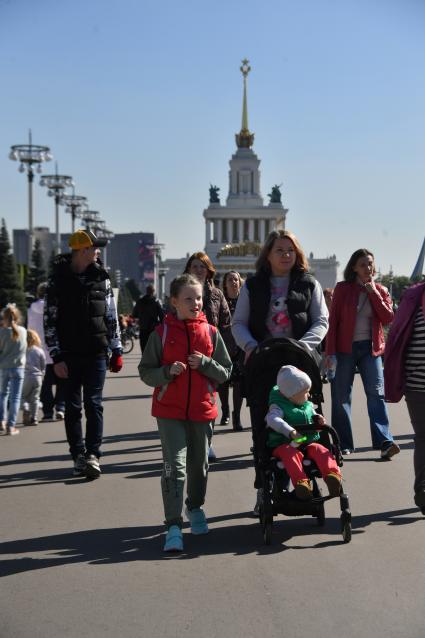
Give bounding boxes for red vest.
[151,313,218,422]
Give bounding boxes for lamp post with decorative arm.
[40,164,74,254]
[60,190,88,233]
[9,130,52,264]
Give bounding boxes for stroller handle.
[293,423,341,445]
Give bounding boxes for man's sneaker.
[381,442,400,460]
[73,454,87,476]
[295,479,313,500]
[163,525,183,552]
[22,410,31,426]
[85,454,101,479]
[7,426,20,436]
[29,418,38,426]
[41,415,54,422]
[0,421,7,433]
[324,472,342,497]
[253,488,264,517]
[185,507,209,535]
[55,410,65,420]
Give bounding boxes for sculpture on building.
[268,184,282,204]
[209,184,220,204]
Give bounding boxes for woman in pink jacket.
[326,248,399,458]
[384,281,425,513]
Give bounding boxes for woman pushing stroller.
[266,365,342,500]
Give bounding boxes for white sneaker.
[253,488,264,517]
[85,454,101,479]
[55,411,65,420]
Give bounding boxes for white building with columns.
[203,59,338,288]
[162,60,338,295]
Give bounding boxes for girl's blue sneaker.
[185,507,209,535]
[163,525,183,552]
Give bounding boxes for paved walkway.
[1,348,424,638]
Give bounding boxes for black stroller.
[245,337,352,544]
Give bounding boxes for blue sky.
[1,0,424,277]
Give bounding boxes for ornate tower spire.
[235,59,255,148]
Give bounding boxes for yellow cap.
[69,229,107,249]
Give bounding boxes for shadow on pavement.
[0,510,357,575]
[1,506,422,577]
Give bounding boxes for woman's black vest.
[245,269,316,342]
[53,256,109,356]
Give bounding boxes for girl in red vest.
[138,274,232,552]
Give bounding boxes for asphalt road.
[1,347,424,638]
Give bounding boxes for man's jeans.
[0,367,25,426]
[331,340,393,451]
[63,355,107,459]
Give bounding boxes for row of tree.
[0,218,141,316]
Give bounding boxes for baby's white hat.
[277,365,311,399]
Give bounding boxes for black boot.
[232,411,243,431]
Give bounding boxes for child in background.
[0,304,27,435]
[266,365,342,500]
[21,329,46,426]
[138,274,232,552]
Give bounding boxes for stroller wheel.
[341,511,352,543]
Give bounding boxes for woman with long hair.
[221,270,245,431]
[325,248,399,459]
[0,304,27,435]
[232,229,329,513]
[183,252,232,460]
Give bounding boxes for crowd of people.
[1,227,424,553]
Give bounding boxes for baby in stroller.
[266,365,342,500]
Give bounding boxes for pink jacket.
[384,282,425,403]
[326,281,393,357]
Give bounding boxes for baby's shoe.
[325,472,342,497]
[185,507,209,535]
[163,525,183,552]
[295,479,313,500]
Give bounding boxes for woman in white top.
[232,229,329,513]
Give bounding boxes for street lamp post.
[9,130,52,264]
[60,190,88,233]
[40,164,74,254]
[91,221,114,269]
[80,210,101,232]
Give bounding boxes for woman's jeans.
[0,367,25,426]
[331,340,393,451]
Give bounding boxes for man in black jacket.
[44,229,122,479]
[132,284,164,352]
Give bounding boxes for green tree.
[26,239,47,297]
[124,278,140,302]
[380,274,411,305]
[117,285,134,315]
[0,218,27,311]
